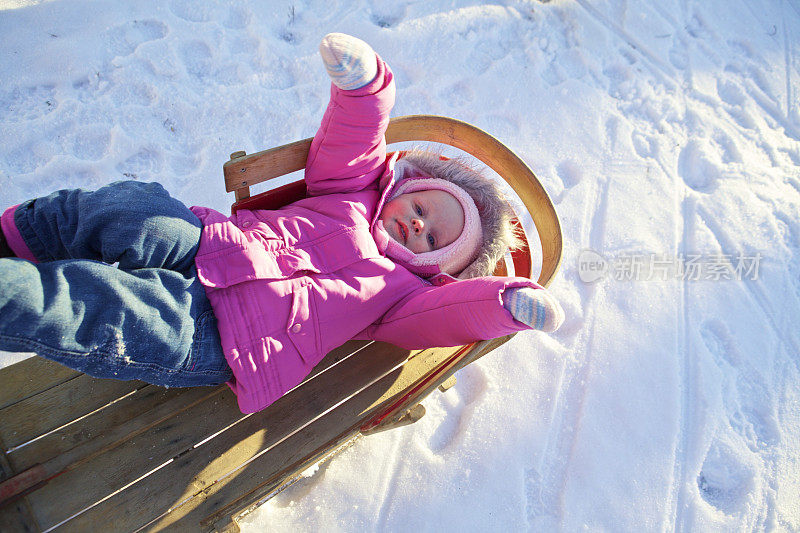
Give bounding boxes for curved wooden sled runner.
[0,116,562,532]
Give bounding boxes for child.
[0,34,563,414]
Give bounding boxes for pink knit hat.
[382,177,483,277]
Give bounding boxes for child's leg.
[0,258,231,387]
[5,181,201,272]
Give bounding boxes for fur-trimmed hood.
[389,149,522,279]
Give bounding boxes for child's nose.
[412,218,424,233]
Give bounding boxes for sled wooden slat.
[304,339,372,381]
[0,356,80,411]
[23,342,412,532]
[223,139,311,198]
[0,499,38,532]
[0,375,144,454]
[23,391,241,530]
[185,344,481,531]
[0,115,562,531]
[0,340,368,508]
[183,337,507,532]
[7,385,221,477]
[47,341,496,533]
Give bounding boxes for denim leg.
[0,258,232,387]
[13,181,201,272]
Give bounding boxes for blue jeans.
[0,181,232,387]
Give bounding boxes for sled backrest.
[224,115,562,286]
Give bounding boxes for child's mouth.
[397,220,408,243]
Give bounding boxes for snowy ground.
[1,0,799,531]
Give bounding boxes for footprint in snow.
[697,439,757,515]
[107,20,167,57]
[0,85,58,123]
[109,81,156,107]
[668,39,689,70]
[524,465,559,528]
[712,130,743,164]
[440,81,474,108]
[7,141,55,174]
[725,106,759,131]
[428,365,487,453]
[700,319,780,451]
[541,48,588,87]
[169,0,211,22]
[169,152,201,177]
[602,63,636,100]
[228,35,260,56]
[778,146,800,167]
[464,48,493,75]
[604,116,625,151]
[116,147,164,180]
[677,139,721,192]
[181,41,213,80]
[715,76,764,132]
[73,74,110,103]
[369,1,407,28]
[557,48,588,80]
[70,126,111,161]
[223,6,251,29]
[556,159,582,190]
[279,28,300,45]
[631,131,657,160]
[717,78,748,107]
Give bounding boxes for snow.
[1,0,799,530]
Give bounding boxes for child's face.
[379,189,465,253]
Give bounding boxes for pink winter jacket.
[190,57,538,414]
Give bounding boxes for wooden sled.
[0,115,562,532]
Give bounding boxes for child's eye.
[427,234,435,248]
[415,204,423,216]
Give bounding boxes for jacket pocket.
[285,283,321,365]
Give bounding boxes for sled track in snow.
[671,196,696,533]
[574,0,678,89]
[783,3,795,123]
[695,204,800,367]
[524,171,611,527]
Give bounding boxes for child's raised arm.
[358,277,563,349]
[305,34,396,196]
